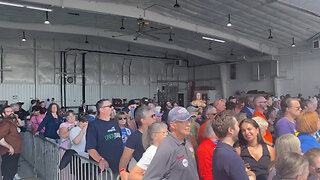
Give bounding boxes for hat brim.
[173,114,196,122]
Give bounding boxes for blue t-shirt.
[298,133,320,153]
[121,128,133,148]
[212,142,249,180]
[126,130,145,162]
[315,130,320,139]
[88,115,95,123]
[85,118,123,173]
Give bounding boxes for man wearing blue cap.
[143,107,199,180]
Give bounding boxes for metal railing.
[21,130,114,180]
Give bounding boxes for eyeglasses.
[294,107,302,110]
[156,130,168,135]
[311,166,320,173]
[102,105,113,109]
[258,101,267,104]
[119,117,127,120]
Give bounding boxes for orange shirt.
[252,110,273,145]
[198,120,208,144]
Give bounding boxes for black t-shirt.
[125,130,145,162]
[85,118,123,173]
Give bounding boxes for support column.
[219,64,228,99]
[82,53,86,103]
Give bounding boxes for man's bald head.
[213,99,226,113]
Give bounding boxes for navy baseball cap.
[168,107,195,122]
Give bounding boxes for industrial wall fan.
[112,18,174,41]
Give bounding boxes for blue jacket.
[37,113,63,139]
[298,133,320,153]
[241,106,254,119]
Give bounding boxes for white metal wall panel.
[102,85,122,100]
[85,85,100,105]
[131,59,149,85]
[0,84,35,109]
[37,84,61,106]
[3,47,34,83]
[101,54,123,85]
[101,85,157,100]
[66,84,82,107]
[37,49,55,84]
[85,53,100,85]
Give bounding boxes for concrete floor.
[0,156,43,180]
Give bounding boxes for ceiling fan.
[112,18,174,41]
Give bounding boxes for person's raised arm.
[36,114,49,134]
[128,165,145,180]
[119,147,135,180]
[70,123,87,145]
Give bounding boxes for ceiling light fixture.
[291,37,296,47]
[202,36,226,43]
[227,14,232,27]
[0,1,52,11]
[85,35,89,44]
[26,6,52,12]
[0,1,23,7]
[268,29,273,39]
[168,32,173,41]
[44,11,50,24]
[208,42,212,51]
[173,0,180,8]
[22,31,26,42]
[120,18,125,30]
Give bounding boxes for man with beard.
[252,96,273,145]
[0,106,23,180]
[211,110,255,180]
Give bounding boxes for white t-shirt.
[69,126,88,158]
[136,145,157,170]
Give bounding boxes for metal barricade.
[21,130,114,180]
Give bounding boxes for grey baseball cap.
[168,107,195,122]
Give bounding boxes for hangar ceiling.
[0,0,319,65]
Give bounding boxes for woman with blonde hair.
[274,152,309,180]
[252,116,273,146]
[296,110,320,153]
[128,122,168,180]
[267,134,301,180]
[115,111,133,148]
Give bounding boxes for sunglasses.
[150,114,156,118]
[119,117,127,120]
[102,105,113,108]
[312,166,320,173]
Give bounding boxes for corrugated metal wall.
[0,38,187,109]
[0,84,35,107]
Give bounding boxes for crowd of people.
[0,92,319,180]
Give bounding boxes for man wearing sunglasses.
[119,106,156,180]
[143,107,199,180]
[85,99,123,174]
